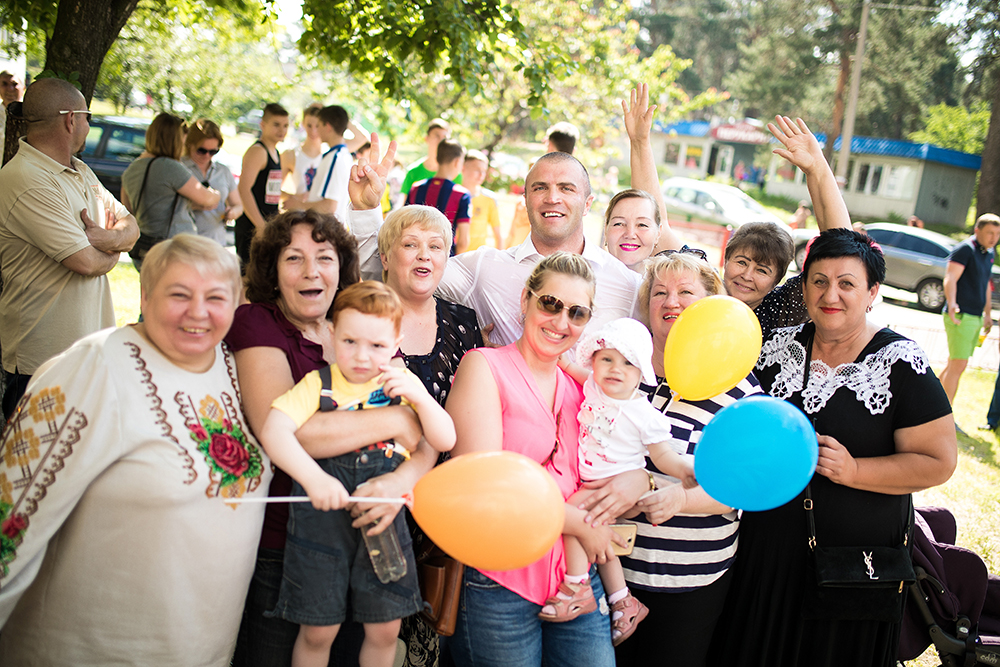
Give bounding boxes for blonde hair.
[140,234,241,301]
[525,251,596,307]
[377,206,453,282]
[145,113,188,160]
[638,253,723,326]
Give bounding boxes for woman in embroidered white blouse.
[0,235,271,666]
[711,228,958,667]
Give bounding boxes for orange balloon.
[412,451,565,571]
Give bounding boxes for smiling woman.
[0,235,271,666]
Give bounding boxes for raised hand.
[768,116,826,176]
[623,83,657,143]
[349,131,398,211]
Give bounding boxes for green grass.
[109,262,141,327]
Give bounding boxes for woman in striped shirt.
[614,252,763,667]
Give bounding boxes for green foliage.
[367,0,726,166]
[95,2,290,122]
[35,70,82,88]
[909,102,991,154]
[742,187,800,214]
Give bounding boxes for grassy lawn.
[107,265,997,665]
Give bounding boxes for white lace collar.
[757,324,931,415]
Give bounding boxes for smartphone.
[610,523,637,556]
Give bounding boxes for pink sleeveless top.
[476,344,584,605]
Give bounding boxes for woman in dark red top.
[226,208,429,667]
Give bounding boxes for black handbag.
[805,485,916,590]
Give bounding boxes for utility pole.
[833,1,939,187]
[835,0,871,187]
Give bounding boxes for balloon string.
[225,495,409,505]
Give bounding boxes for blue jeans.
[988,370,1000,428]
[450,565,615,667]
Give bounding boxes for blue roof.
[658,120,980,171]
[656,119,711,137]
[813,133,980,170]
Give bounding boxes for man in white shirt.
[285,105,352,217]
[355,149,641,347]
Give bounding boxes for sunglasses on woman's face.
[528,290,593,325]
[655,245,709,261]
[196,147,220,156]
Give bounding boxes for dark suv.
[80,116,150,200]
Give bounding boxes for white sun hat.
[576,317,656,385]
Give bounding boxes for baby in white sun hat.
[540,317,696,646]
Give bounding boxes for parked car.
[661,177,788,230]
[80,116,150,201]
[792,222,1000,312]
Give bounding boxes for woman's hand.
[622,83,656,145]
[564,505,622,565]
[634,483,685,526]
[767,116,824,176]
[816,434,859,485]
[576,469,649,526]
[349,132,397,211]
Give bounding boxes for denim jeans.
[988,370,1000,428]
[231,547,364,667]
[449,565,615,667]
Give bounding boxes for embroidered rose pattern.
[209,432,250,476]
[0,500,27,577]
[186,413,263,499]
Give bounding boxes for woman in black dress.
[710,229,958,667]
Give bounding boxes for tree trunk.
[44,0,140,103]
[824,44,852,165]
[977,72,1000,220]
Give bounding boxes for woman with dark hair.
[710,228,957,667]
[182,118,242,246]
[719,117,851,337]
[121,112,221,269]
[227,139,428,667]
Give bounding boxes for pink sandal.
[537,579,597,622]
[611,594,649,646]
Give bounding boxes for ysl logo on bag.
[863,551,879,580]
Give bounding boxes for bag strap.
[133,156,160,213]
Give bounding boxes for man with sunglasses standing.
[0,78,137,419]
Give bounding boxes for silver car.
[792,223,997,312]
[661,177,788,230]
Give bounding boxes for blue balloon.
[694,396,818,511]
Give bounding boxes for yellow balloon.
[412,451,565,571]
[663,295,762,401]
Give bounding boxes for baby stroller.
[898,506,1000,666]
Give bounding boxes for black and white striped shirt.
[620,374,762,592]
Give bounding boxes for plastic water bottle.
[362,519,407,584]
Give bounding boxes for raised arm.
[624,83,681,252]
[768,116,850,231]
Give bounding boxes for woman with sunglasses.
[445,252,617,666]
[121,113,221,270]
[182,118,242,247]
[612,251,764,667]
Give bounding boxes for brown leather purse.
[416,540,464,636]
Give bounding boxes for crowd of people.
[0,76,972,667]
